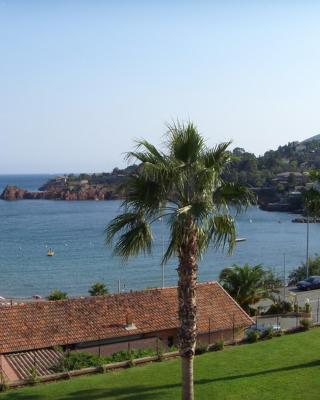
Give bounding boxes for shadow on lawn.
[196,359,320,385]
[0,393,43,400]
[2,360,319,400]
[58,383,180,400]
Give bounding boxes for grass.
[1,329,320,399]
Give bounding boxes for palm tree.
[105,121,254,400]
[219,264,270,313]
[88,282,109,296]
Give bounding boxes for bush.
[264,300,293,315]
[209,340,224,352]
[47,289,68,301]
[260,327,273,340]
[89,282,108,296]
[156,339,165,361]
[51,351,103,372]
[247,330,260,343]
[51,348,158,373]
[305,303,312,314]
[28,365,39,385]
[300,318,312,331]
[195,342,208,355]
[0,370,9,392]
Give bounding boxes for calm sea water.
[0,175,318,298]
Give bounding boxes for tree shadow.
[195,359,320,385]
[59,383,180,400]
[0,392,43,400]
[2,360,319,400]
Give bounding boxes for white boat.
[47,248,55,256]
[235,238,246,243]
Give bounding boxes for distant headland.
[0,166,137,201]
[2,137,320,212]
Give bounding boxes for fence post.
[317,297,319,323]
[232,313,235,342]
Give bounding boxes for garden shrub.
[47,290,68,301]
[300,318,312,331]
[247,330,260,343]
[195,341,208,355]
[260,327,273,340]
[305,303,312,314]
[265,300,293,315]
[51,348,157,373]
[0,370,9,392]
[209,340,224,351]
[28,365,39,385]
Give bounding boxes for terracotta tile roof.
[0,281,253,354]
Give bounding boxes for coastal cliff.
[0,185,120,201]
[0,166,138,201]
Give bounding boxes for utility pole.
[306,212,310,278]
[283,253,286,301]
[160,217,165,288]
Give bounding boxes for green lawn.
[2,329,320,400]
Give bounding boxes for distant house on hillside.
[295,143,307,152]
[272,172,305,186]
[0,282,252,382]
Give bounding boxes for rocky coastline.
[0,185,120,201]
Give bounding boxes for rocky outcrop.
[0,186,30,200]
[0,185,120,201]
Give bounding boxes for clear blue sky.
[1,0,320,173]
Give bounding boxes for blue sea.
[0,175,318,298]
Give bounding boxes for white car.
[246,323,281,335]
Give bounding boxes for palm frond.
[126,139,166,164]
[205,214,236,254]
[105,213,142,244]
[213,182,256,213]
[123,174,167,216]
[167,121,206,164]
[201,142,232,170]
[113,221,153,260]
[105,212,153,260]
[161,216,183,264]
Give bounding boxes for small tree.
[89,282,108,296]
[47,289,68,301]
[288,256,320,284]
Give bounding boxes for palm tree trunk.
[178,227,198,400]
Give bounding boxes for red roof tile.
[0,282,253,353]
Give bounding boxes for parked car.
[296,276,320,291]
[245,323,281,336]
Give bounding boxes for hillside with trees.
[2,138,320,209]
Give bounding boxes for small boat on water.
[47,248,55,256]
[235,237,246,243]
